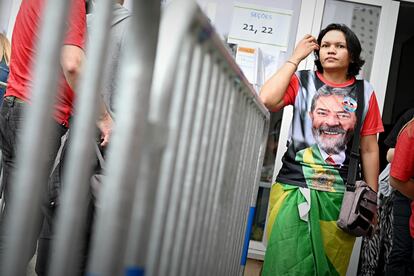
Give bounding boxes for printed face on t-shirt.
[310,93,357,155]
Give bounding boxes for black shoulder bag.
[337,80,377,237]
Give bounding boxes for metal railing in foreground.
[1,0,80,275]
[0,0,269,275]
[140,1,270,275]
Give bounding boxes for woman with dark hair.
[259,23,383,275]
[314,23,365,77]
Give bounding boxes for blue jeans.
[0,96,68,267]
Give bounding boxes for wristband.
[286,60,298,67]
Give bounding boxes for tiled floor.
[27,256,37,276]
[244,258,263,276]
[27,256,263,276]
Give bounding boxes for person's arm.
[386,148,394,163]
[360,134,379,192]
[61,44,112,146]
[97,104,112,147]
[61,45,84,91]
[259,34,319,112]
[390,176,414,199]
[389,125,414,198]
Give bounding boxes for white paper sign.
[228,3,292,51]
[235,46,262,88]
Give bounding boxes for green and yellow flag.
[263,183,355,276]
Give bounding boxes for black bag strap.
[94,142,106,170]
[314,73,325,90]
[346,80,364,191]
[297,70,325,91]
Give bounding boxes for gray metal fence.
[0,0,269,275]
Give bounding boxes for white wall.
[120,0,301,57]
[0,0,13,34]
[4,0,134,39]
[0,0,21,39]
[123,0,132,11]
[195,0,301,54]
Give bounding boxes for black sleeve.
[384,108,414,148]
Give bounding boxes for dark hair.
[314,23,365,77]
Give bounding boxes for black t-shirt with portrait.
[275,70,384,193]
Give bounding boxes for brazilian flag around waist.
[262,183,355,276]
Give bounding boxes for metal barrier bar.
[198,72,229,274]
[241,206,256,266]
[49,0,113,275]
[183,58,221,276]
[194,65,227,274]
[229,106,255,275]
[169,45,213,276]
[1,1,72,275]
[225,97,253,275]
[233,108,266,274]
[200,75,233,274]
[158,40,203,276]
[226,96,254,274]
[239,107,265,271]
[122,34,195,274]
[173,41,207,271]
[86,2,160,276]
[1,0,269,274]
[238,115,263,268]
[218,94,246,274]
[240,109,269,270]
[0,81,6,88]
[178,49,214,276]
[145,2,270,274]
[203,91,244,273]
[235,106,260,269]
[146,34,196,276]
[233,108,261,273]
[205,81,238,276]
[48,0,114,275]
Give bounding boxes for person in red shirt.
[0,0,111,268]
[390,119,414,274]
[381,109,414,275]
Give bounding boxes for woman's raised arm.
[259,34,319,111]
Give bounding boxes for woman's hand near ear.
[259,34,319,111]
[289,34,319,65]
